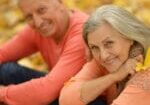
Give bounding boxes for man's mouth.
[39,22,53,33]
[40,27,48,33]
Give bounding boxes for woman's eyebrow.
[102,36,112,43]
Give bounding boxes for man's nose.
[33,14,43,28]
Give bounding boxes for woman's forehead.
[88,23,115,40]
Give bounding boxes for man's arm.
[0,26,38,63]
[0,31,86,105]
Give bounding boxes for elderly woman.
[59,5,150,105]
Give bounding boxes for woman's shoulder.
[112,69,150,105]
[127,68,150,91]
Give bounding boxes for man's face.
[19,0,68,37]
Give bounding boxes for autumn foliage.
[0,0,150,70]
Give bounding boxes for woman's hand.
[113,55,143,82]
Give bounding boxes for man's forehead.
[19,0,61,4]
[19,0,62,8]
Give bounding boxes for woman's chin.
[105,66,120,73]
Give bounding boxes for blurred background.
[0,0,150,71]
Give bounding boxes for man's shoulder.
[68,10,89,31]
[65,10,88,40]
[70,10,89,23]
[72,10,88,17]
[21,25,35,34]
[17,25,40,40]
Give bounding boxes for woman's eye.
[90,46,99,50]
[38,7,47,14]
[105,41,114,47]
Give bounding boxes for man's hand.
[0,86,7,105]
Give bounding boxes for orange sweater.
[112,68,150,105]
[0,11,88,105]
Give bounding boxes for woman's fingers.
[135,54,143,63]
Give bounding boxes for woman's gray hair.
[83,5,150,53]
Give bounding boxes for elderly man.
[0,0,88,105]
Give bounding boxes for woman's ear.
[129,42,144,58]
[85,45,93,62]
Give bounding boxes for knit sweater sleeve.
[0,26,38,63]
[0,23,86,105]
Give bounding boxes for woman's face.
[88,23,133,73]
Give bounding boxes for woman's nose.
[99,49,109,61]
